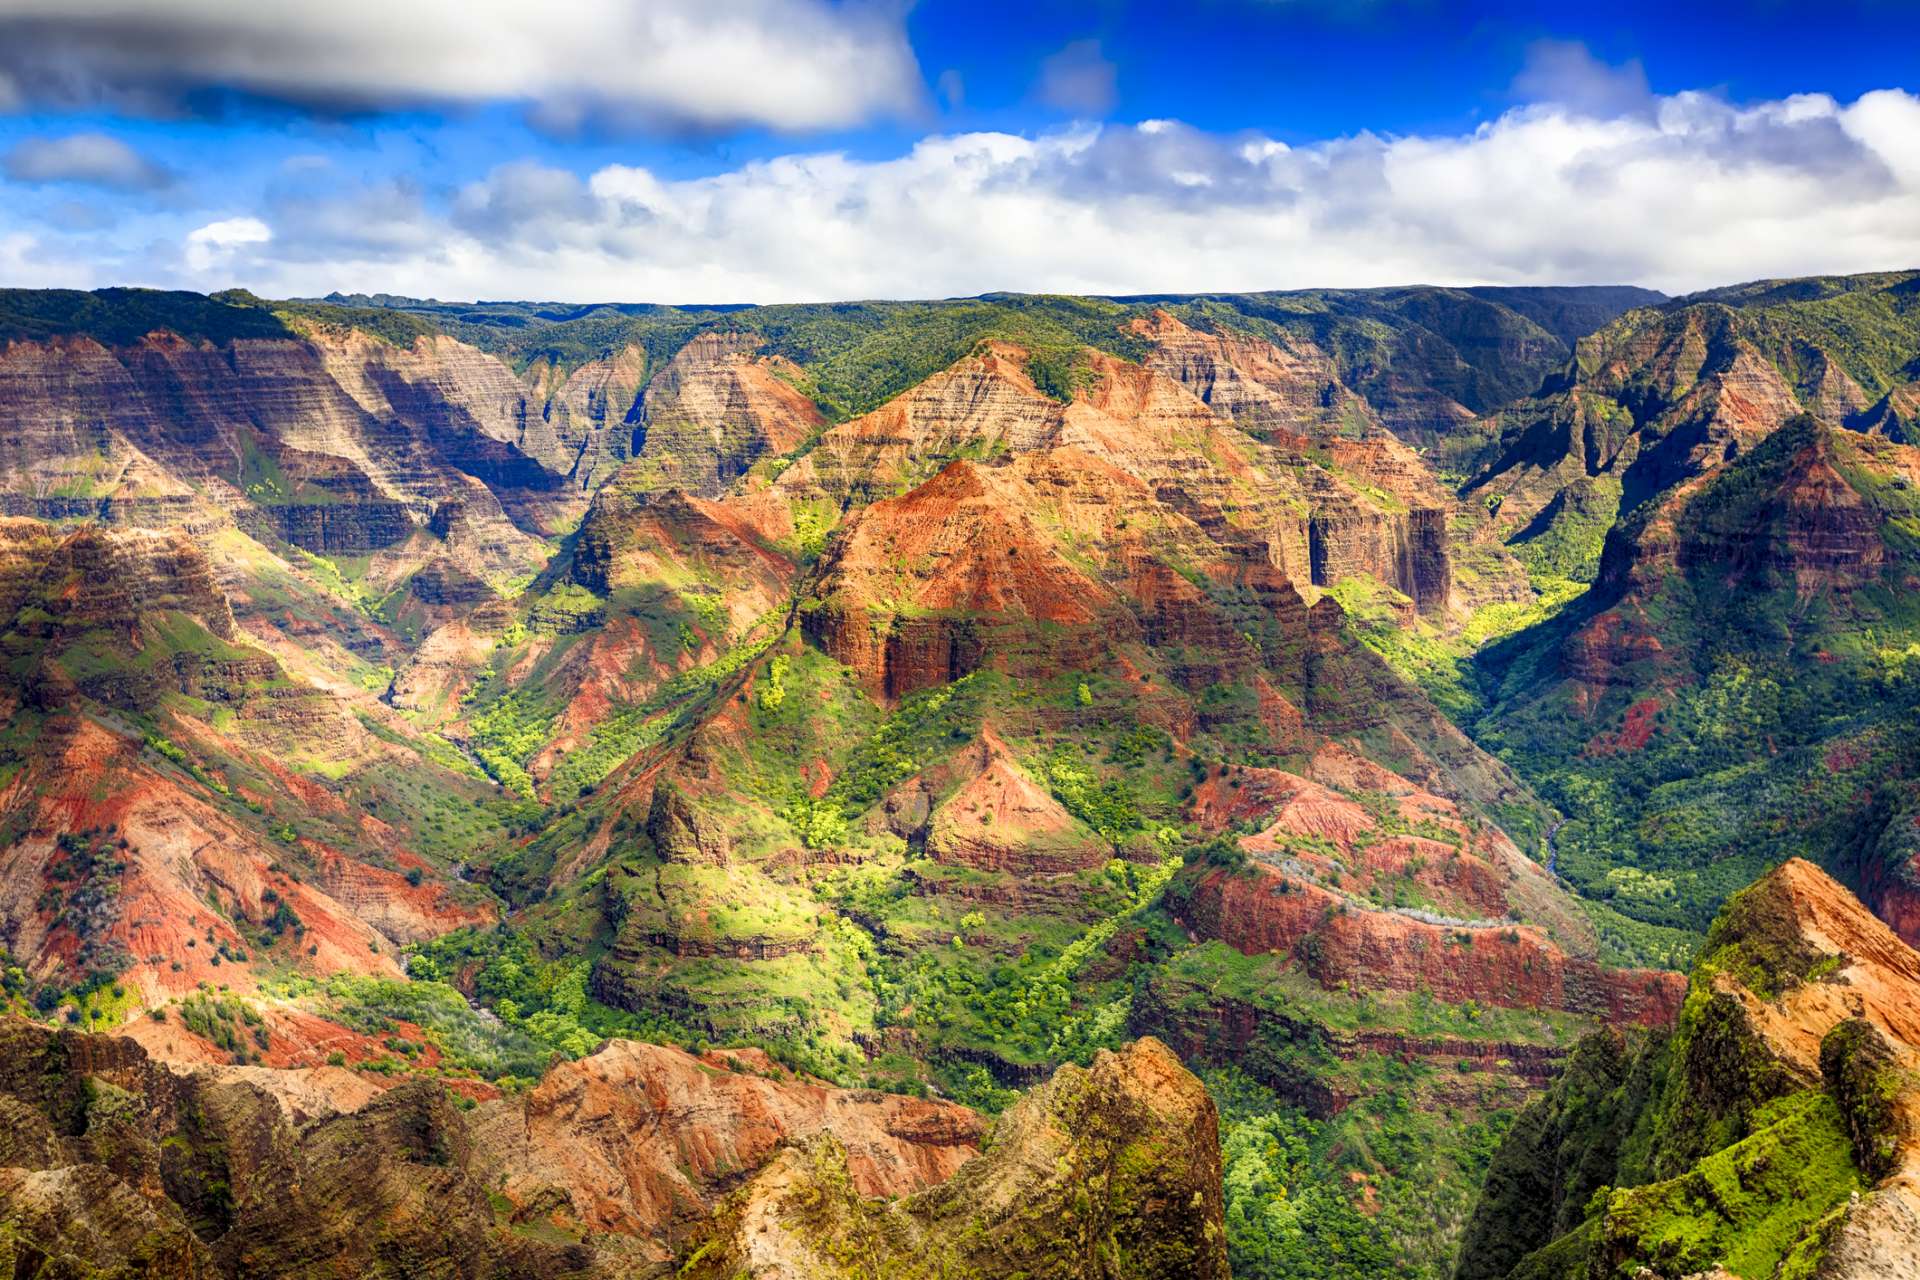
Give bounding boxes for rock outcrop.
[472,1039,982,1262]
[924,730,1111,872]
[625,332,821,497]
[1455,859,1920,1280]
[0,1020,985,1276]
[1171,750,1683,1026]
[677,1037,1229,1280]
[0,1018,590,1280]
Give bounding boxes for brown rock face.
[472,1039,982,1261]
[520,342,648,490]
[1171,743,1687,1027]
[0,1019,983,1276]
[1549,418,1914,706]
[788,340,1062,503]
[0,329,565,581]
[572,483,795,608]
[1182,865,1683,1026]
[646,782,732,865]
[1,519,237,640]
[678,1038,1229,1280]
[1678,424,1889,591]
[924,730,1110,872]
[627,332,822,496]
[1308,503,1452,614]
[1134,309,1365,438]
[1697,859,1920,1096]
[1466,292,1905,565]
[0,1019,591,1280]
[803,459,1120,699]
[1131,313,1473,613]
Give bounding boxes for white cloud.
[0,231,38,276]
[1035,39,1118,118]
[3,132,171,190]
[1511,40,1653,120]
[0,0,923,135]
[0,228,104,287]
[54,86,1920,302]
[183,216,270,272]
[936,69,966,112]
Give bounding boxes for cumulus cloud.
[3,132,171,190]
[452,163,599,247]
[0,0,923,135]
[1512,40,1654,119]
[1035,39,1118,117]
[183,216,269,272]
[110,85,1920,302]
[936,69,966,112]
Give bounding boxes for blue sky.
[0,0,1916,301]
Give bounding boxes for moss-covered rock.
[1456,859,1920,1280]
[1452,1029,1662,1280]
[1589,1091,1860,1280]
[678,1037,1229,1280]
[1820,1018,1905,1182]
[0,1018,592,1280]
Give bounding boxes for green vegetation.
[553,631,776,799]
[404,928,687,1073]
[1211,1068,1396,1279]
[463,689,551,797]
[1596,1092,1858,1280]
[841,852,1179,1085]
[1456,858,1893,1280]
[0,286,296,345]
[1209,1063,1515,1280]
[1505,475,1621,585]
[176,990,270,1060]
[1040,747,1145,846]
[812,671,989,824]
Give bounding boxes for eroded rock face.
[0,1020,983,1277]
[1172,752,1681,1027]
[520,342,648,491]
[1184,865,1683,1025]
[1677,421,1890,592]
[1470,306,1806,538]
[804,459,1120,699]
[0,1019,590,1280]
[3,520,237,638]
[1134,309,1364,438]
[787,340,1062,504]
[0,717,485,1002]
[627,332,822,497]
[646,782,732,865]
[1455,859,1920,1280]
[472,1039,982,1262]
[678,1037,1229,1280]
[781,333,1499,628]
[0,329,568,582]
[924,730,1110,873]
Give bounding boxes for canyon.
[1,274,1916,1279]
